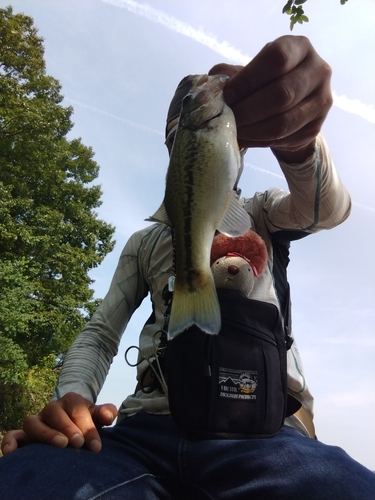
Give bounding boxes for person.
[0,35,374,500]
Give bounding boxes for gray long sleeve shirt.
[52,134,351,436]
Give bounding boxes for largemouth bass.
[149,74,250,339]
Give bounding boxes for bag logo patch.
[219,367,258,400]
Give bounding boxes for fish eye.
[183,94,193,105]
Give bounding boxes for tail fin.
[167,276,221,340]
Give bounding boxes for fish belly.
[165,124,238,338]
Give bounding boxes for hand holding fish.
[209,35,333,163]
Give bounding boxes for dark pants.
[0,412,374,500]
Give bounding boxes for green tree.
[0,6,115,429]
[282,0,349,30]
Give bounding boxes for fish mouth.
[193,74,209,87]
[192,73,228,91]
[198,109,224,128]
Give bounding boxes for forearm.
[266,134,351,232]
[271,140,316,165]
[52,325,119,403]
[52,232,149,402]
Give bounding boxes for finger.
[23,413,71,449]
[238,117,323,152]
[223,36,313,106]
[92,403,118,427]
[51,398,102,453]
[208,63,243,79]
[23,398,89,449]
[236,88,330,149]
[231,57,332,128]
[1,430,30,455]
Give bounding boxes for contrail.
[332,92,375,124]
[65,98,164,136]
[102,0,375,124]
[352,201,375,214]
[244,162,284,179]
[67,97,375,213]
[65,98,279,177]
[102,0,250,65]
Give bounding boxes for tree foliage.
[0,6,115,429]
[282,0,349,30]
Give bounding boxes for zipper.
[223,318,277,347]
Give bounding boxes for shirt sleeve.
[260,133,351,234]
[52,229,149,403]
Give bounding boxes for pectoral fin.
[217,191,251,237]
[146,202,171,226]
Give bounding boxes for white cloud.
[64,98,375,213]
[244,161,284,179]
[325,390,370,409]
[352,202,375,214]
[65,98,164,137]
[321,336,375,347]
[102,0,251,65]
[332,91,375,124]
[102,0,375,125]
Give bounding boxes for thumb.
[208,63,243,79]
[93,403,118,427]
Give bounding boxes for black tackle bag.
[166,288,299,439]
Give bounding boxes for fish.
[148,74,250,339]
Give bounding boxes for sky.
[2,0,374,470]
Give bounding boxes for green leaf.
[284,0,346,30]
[300,15,309,22]
[282,0,294,14]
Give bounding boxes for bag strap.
[283,283,294,350]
